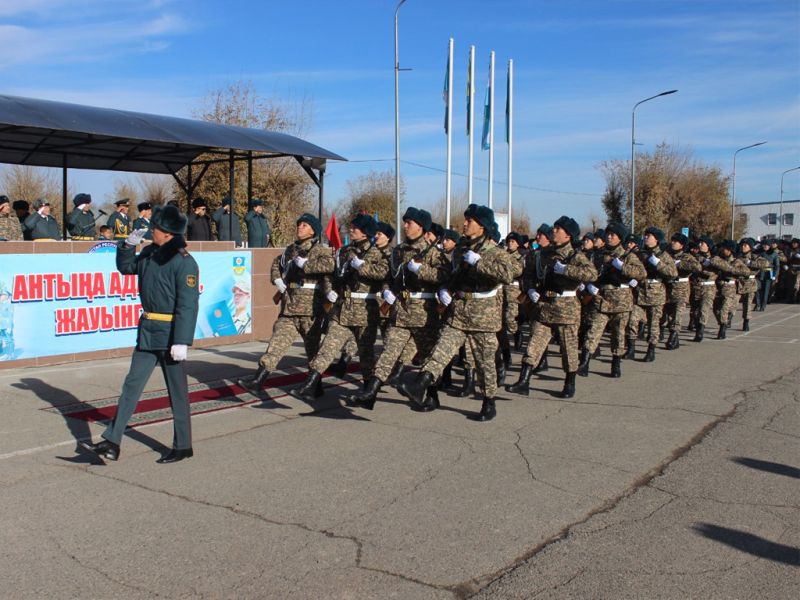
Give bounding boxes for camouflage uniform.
[309,239,389,380]
[632,245,678,346]
[737,250,770,323]
[664,248,702,335]
[501,249,525,336]
[712,254,750,327]
[257,237,334,371]
[0,211,23,241]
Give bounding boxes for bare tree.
[137,174,172,205]
[337,169,402,225]
[1,164,68,218]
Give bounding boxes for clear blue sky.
[2,0,799,229]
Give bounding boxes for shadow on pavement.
[731,456,800,479]
[692,523,800,565]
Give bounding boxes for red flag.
[325,213,342,250]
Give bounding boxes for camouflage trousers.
[663,301,687,334]
[379,321,418,365]
[422,327,499,397]
[258,315,323,371]
[583,306,630,357]
[373,325,438,383]
[502,288,520,335]
[626,304,663,345]
[626,305,644,339]
[739,292,755,321]
[714,284,738,326]
[523,321,579,373]
[310,320,377,379]
[691,285,716,327]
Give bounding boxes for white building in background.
[739,199,800,240]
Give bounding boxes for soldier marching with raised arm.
[66,193,98,240]
[735,237,770,331]
[710,239,751,339]
[506,216,597,399]
[237,213,334,395]
[663,232,702,349]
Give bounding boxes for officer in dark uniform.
[80,205,200,464]
[66,193,98,240]
[106,198,131,240]
[212,196,243,246]
[244,198,271,247]
[132,202,153,241]
[187,197,212,241]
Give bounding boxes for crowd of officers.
[0,194,272,247]
[236,206,800,422]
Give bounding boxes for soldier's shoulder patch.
[186,274,197,288]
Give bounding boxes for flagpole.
[445,38,454,228]
[488,50,495,209]
[467,44,475,206]
[507,58,513,229]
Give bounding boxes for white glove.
[587,283,599,296]
[463,250,481,266]
[782,265,788,271]
[170,344,188,362]
[326,290,338,303]
[382,289,396,305]
[553,261,566,274]
[648,254,661,266]
[629,279,638,288]
[527,289,540,303]
[577,283,585,292]
[746,259,751,266]
[293,255,308,269]
[125,228,148,246]
[611,257,624,271]
[702,258,711,267]
[438,289,452,306]
[350,256,364,270]
[407,260,422,273]
[274,278,287,294]
[674,260,681,266]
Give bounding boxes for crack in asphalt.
[648,483,800,510]
[512,431,586,497]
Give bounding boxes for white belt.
[747,275,756,279]
[348,292,378,299]
[720,280,736,285]
[408,292,436,299]
[299,283,318,289]
[618,284,630,289]
[700,281,716,286]
[645,279,662,284]
[457,288,500,299]
[558,290,577,297]
[509,281,520,287]
[676,277,689,282]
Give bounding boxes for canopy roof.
[0,94,345,174]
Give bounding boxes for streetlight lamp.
[630,89,677,233]
[394,0,409,238]
[779,165,800,239]
[731,141,767,238]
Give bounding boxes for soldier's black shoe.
[561,372,576,399]
[345,376,381,410]
[291,370,322,401]
[457,368,475,397]
[611,356,622,378]
[726,313,733,328]
[156,448,193,464]
[624,338,636,360]
[456,346,466,367]
[717,325,727,340]
[412,385,440,412]
[315,376,324,398]
[743,319,750,332]
[666,331,679,350]
[687,319,696,331]
[237,365,269,395]
[470,396,496,422]
[386,361,404,386]
[533,353,548,373]
[79,439,120,461]
[399,370,433,408]
[577,348,591,377]
[693,324,705,342]
[658,328,665,342]
[514,329,523,351]
[496,357,507,389]
[506,364,532,396]
[439,361,453,390]
[501,345,512,370]
[637,322,647,341]
[644,344,656,362]
[328,352,351,378]
[592,347,601,359]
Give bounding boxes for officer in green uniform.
[106,198,131,240]
[244,198,271,247]
[80,205,200,464]
[23,198,61,240]
[66,193,97,240]
[132,202,153,241]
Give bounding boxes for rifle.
[324,242,371,313]
[272,244,308,305]
[381,240,438,315]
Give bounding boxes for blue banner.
[0,250,252,361]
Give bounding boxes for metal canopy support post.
[318,169,325,224]
[62,154,68,240]
[247,152,253,205]
[187,162,192,214]
[229,149,235,242]
[293,155,326,224]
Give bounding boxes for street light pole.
[731,141,767,239]
[394,0,408,238]
[630,89,677,233]
[779,166,800,239]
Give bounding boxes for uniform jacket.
[132,217,153,241]
[386,234,447,329]
[327,238,389,327]
[667,249,702,304]
[23,212,60,240]
[244,210,271,248]
[66,208,97,239]
[526,241,598,325]
[106,211,130,240]
[116,236,199,351]
[636,245,678,306]
[737,251,770,294]
[271,237,334,317]
[212,208,242,244]
[592,243,646,313]
[187,212,212,241]
[502,248,526,311]
[0,211,24,241]
[712,254,750,298]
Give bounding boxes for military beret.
[671,232,688,247]
[402,207,432,232]
[443,228,460,243]
[152,204,188,235]
[536,223,553,239]
[351,213,377,237]
[429,223,444,238]
[12,199,29,211]
[644,226,665,244]
[73,193,92,207]
[250,198,264,207]
[605,222,628,241]
[297,212,322,237]
[376,221,395,241]
[191,197,207,209]
[137,201,152,212]
[0,195,8,207]
[553,215,580,240]
[114,198,130,207]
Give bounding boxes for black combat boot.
[345,376,381,410]
[577,348,591,377]
[496,353,507,388]
[328,351,351,378]
[658,327,665,342]
[514,328,523,351]
[386,361,404,386]
[501,344,512,370]
[456,346,466,367]
[237,365,270,395]
[717,324,727,340]
[644,344,656,362]
[291,370,322,401]
[398,370,434,408]
[693,324,705,342]
[687,317,696,331]
[506,364,532,396]
[439,360,453,390]
[743,319,750,332]
[470,396,496,422]
[624,338,636,359]
[637,321,647,340]
[611,356,622,378]
[561,372,577,398]
[412,385,440,412]
[666,331,679,350]
[726,312,733,328]
[533,352,549,373]
[457,368,475,397]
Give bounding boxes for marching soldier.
[132,202,153,241]
[524,223,555,373]
[292,215,389,402]
[506,216,598,399]
[578,222,646,378]
[237,214,334,394]
[66,193,97,240]
[663,233,702,349]
[690,236,720,342]
[710,240,750,339]
[106,198,131,240]
[736,238,770,330]
[499,232,526,377]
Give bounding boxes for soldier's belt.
[645,279,663,284]
[508,281,520,287]
[676,277,690,282]
[407,292,436,299]
[718,280,735,285]
[456,287,500,299]
[747,275,756,279]
[142,312,174,322]
[600,284,629,290]
[700,281,716,286]
[71,236,94,241]
[344,291,378,300]
[543,290,577,298]
[289,283,319,290]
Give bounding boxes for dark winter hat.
[296,212,322,237]
[739,237,756,249]
[191,197,207,209]
[12,199,29,211]
[152,204,188,235]
[605,222,628,241]
[137,201,152,212]
[506,231,524,245]
[553,215,580,240]
[33,198,50,210]
[644,226,665,244]
[697,235,715,251]
[222,196,232,207]
[429,223,444,238]
[594,228,606,240]
[581,232,595,242]
[536,223,553,239]
[671,232,689,247]
[0,195,8,207]
[114,198,130,207]
[73,193,92,207]
[402,207,432,232]
[625,233,641,247]
[719,239,737,253]
[351,213,377,237]
[520,234,530,246]
[463,203,495,232]
[443,228,460,243]
[250,198,264,207]
[376,221,395,241]
[490,223,501,243]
